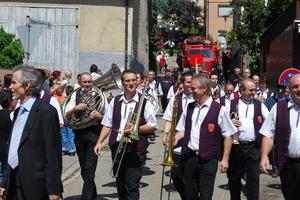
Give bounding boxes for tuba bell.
[62,63,123,130]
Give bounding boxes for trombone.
[160,95,178,200]
[110,82,148,178]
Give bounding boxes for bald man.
[260,74,300,200]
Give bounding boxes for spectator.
[90,64,102,81]
[0,90,12,198]
[60,85,76,156]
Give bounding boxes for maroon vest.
[230,99,263,145]
[174,93,184,148]
[274,100,291,169]
[181,101,223,160]
[220,95,239,107]
[176,93,183,123]
[75,90,81,105]
[41,92,52,104]
[109,94,148,152]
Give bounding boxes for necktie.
[8,106,27,169]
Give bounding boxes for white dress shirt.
[260,99,300,158]
[236,99,269,142]
[167,86,175,99]
[101,92,157,142]
[216,93,236,111]
[147,80,158,101]
[163,93,194,121]
[40,90,64,125]
[163,93,194,154]
[176,97,238,151]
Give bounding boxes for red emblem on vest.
[257,116,263,124]
[208,123,215,133]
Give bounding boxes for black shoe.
[62,151,69,155]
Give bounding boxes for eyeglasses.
[81,81,92,83]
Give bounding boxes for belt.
[188,148,199,156]
[286,157,300,163]
[238,141,255,146]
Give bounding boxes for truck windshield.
[190,49,214,58]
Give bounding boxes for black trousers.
[74,128,99,200]
[227,143,260,200]
[171,153,185,200]
[160,95,169,112]
[111,143,146,200]
[6,167,25,200]
[280,157,300,200]
[183,152,218,200]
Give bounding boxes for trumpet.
[230,104,240,144]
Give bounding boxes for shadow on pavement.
[142,166,155,176]
[162,183,176,192]
[64,194,118,200]
[102,181,117,187]
[267,184,281,190]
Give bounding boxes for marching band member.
[94,70,157,200]
[260,74,300,200]
[219,83,239,110]
[65,72,103,200]
[210,74,224,100]
[174,74,237,200]
[162,71,194,200]
[227,78,269,200]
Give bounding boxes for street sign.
[279,68,300,85]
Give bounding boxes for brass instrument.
[162,96,178,166]
[230,104,240,144]
[159,95,178,200]
[62,64,122,129]
[110,82,148,177]
[212,85,221,100]
[110,111,133,178]
[127,81,149,141]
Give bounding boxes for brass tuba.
[62,63,122,130]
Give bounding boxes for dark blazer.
[7,98,63,199]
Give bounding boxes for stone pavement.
[61,115,283,200]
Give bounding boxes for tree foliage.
[229,0,266,73]
[265,0,294,27]
[227,0,293,73]
[0,26,24,69]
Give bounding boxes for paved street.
[61,115,283,200]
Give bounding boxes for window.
[218,5,233,18]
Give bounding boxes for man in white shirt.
[162,71,194,199]
[260,74,300,200]
[174,74,237,200]
[65,72,103,200]
[228,78,269,200]
[94,70,157,200]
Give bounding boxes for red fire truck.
[181,36,220,75]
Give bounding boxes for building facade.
[0,0,150,81]
[205,0,233,40]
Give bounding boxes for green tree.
[0,26,24,69]
[228,0,267,74]
[265,0,293,27]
